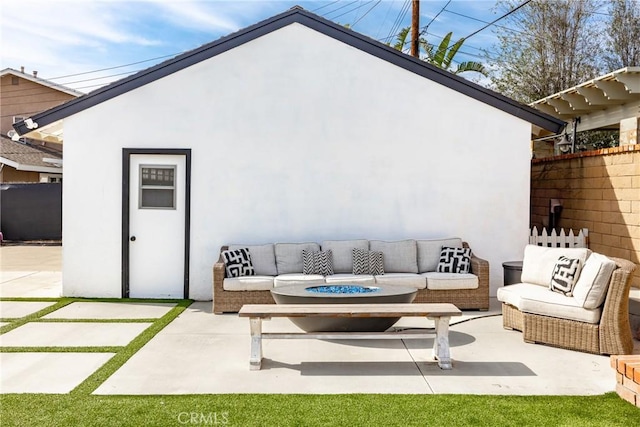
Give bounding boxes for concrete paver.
[0,272,62,298]
[94,303,432,394]
[0,301,56,318]
[0,352,114,393]
[0,322,152,347]
[93,300,624,395]
[43,302,176,319]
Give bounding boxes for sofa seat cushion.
[324,274,375,285]
[521,245,590,287]
[229,244,277,276]
[374,273,426,289]
[369,239,418,273]
[497,283,601,324]
[321,240,369,273]
[422,272,478,290]
[223,276,274,291]
[417,238,463,273]
[274,273,325,287]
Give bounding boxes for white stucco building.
[14,8,564,300]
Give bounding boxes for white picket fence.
[529,226,589,248]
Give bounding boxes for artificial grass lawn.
[1,393,639,426]
[2,298,638,426]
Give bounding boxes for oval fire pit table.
[270,284,417,332]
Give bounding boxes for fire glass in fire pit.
[270,283,417,332]
[305,285,380,294]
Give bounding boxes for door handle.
[130,236,136,242]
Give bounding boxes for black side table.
[502,261,523,286]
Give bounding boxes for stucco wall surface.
[62,23,532,300]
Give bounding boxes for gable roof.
[13,6,565,138]
[1,68,83,98]
[0,135,63,174]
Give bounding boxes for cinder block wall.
[530,145,640,288]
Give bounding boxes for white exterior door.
[128,154,186,298]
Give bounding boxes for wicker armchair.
[502,257,636,355]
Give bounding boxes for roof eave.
[14,7,565,137]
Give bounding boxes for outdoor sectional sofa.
[497,245,636,355]
[213,238,489,314]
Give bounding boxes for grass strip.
[0,346,123,353]
[1,392,639,427]
[0,297,62,302]
[0,299,72,335]
[33,318,158,323]
[71,299,192,395]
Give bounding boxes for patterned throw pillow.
[368,251,384,275]
[550,256,581,296]
[222,248,255,278]
[436,247,471,273]
[302,249,334,276]
[352,248,385,275]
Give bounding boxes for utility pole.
[410,0,420,58]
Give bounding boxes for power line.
[460,0,532,42]
[374,0,395,39]
[47,53,178,81]
[321,0,358,18]
[385,0,411,44]
[332,0,374,21]
[311,0,341,13]
[352,0,382,28]
[420,0,451,35]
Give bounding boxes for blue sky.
[0,0,593,92]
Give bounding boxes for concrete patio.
[1,244,638,395]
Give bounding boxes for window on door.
[139,165,176,209]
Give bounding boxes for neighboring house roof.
[529,67,640,132]
[1,68,84,98]
[13,6,565,139]
[0,135,63,174]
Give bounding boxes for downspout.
[571,117,580,153]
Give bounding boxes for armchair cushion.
[573,253,617,309]
[521,245,590,287]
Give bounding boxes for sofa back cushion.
[321,240,369,274]
[275,242,320,274]
[369,239,418,273]
[417,238,463,273]
[521,245,590,287]
[229,244,277,276]
[572,253,617,309]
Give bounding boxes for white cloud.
[148,0,242,33]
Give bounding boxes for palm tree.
[392,26,488,77]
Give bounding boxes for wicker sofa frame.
[213,242,490,314]
[501,257,636,355]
